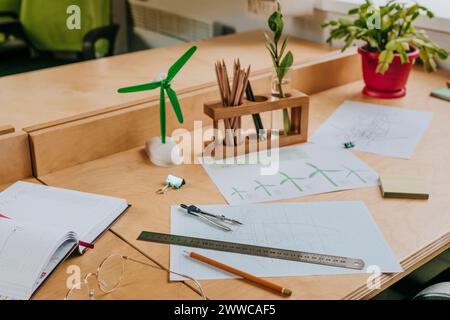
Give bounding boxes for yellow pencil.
[186,251,292,297]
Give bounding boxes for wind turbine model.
[117,46,197,144]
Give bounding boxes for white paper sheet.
[0,219,69,300]
[170,202,402,281]
[310,101,433,159]
[201,144,379,204]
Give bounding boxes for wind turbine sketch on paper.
[254,180,276,196]
[343,166,367,183]
[231,187,248,200]
[306,163,341,187]
[279,172,306,192]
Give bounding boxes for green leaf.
[264,32,275,48]
[266,45,278,68]
[338,18,351,26]
[383,50,394,63]
[277,51,293,80]
[399,51,408,63]
[385,40,397,51]
[428,57,437,71]
[264,33,277,57]
[309,0,446,73]
[268,11,280,32]
[437,48,449,60]
[279,37,288,58]
[376,62,389,74]
[280,51,294,70]
[275,15,284,44]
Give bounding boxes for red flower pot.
[358,46,419,98]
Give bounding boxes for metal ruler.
[138,231,365,270]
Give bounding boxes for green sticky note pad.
[380,175,429,200]
[430,87,450,102]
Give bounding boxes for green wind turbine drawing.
[254,180,275,196]
[117,46,197,144]
[343,166,367,183]
[231,187,248,200]
[279,172,306,192]
[305,162,341,187]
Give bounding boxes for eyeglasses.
[65,254,206,300]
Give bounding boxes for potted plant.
[322,0,448,98]
[264,1,294,134]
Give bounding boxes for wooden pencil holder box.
[203,89,309,158]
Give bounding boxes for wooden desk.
[0,180,200,300]
[38,67,450,299]
[0,30,338,132]
[33,232,201,300]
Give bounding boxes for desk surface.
[38,67,450,299]
[0,180,200,300]
[0,30,336,131]
[33,232,201,300]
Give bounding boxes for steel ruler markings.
[138,231,365,270]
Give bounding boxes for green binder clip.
[343,141,355,149]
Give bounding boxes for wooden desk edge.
[344,232,450,300]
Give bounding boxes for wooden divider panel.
[29,52,360,176]
[0,131,33,185]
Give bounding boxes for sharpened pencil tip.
[282,288,292,297]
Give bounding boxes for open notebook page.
[0,181,128,247]
[0,218,76,300]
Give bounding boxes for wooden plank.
[28,89,218,177]
[28,53,359,177]
[0,131,32,185]
[204,90,308,120]
[0,178,42,192]
[0,125,15,135]
[37,67,450,299]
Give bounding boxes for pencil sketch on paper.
[0,224,24,260]
[202,144,379,204]
[311,100,433,159]
[279,172,305,192]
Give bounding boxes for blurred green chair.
[0,0,20,19]
[0,0,25,52]
[0,0,119,60]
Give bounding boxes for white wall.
[129,0,449,69]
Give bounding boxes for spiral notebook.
[0,181,129,300]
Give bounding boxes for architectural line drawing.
[311,101,433,159]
